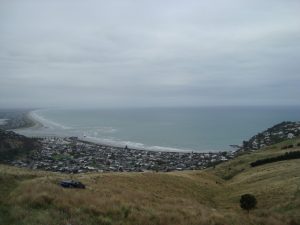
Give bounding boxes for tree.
[240,194,257,213]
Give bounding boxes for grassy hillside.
[0,138,300,225]
[0,129,39,162]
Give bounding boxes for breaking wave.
[30,110,71,130]
[81,135,196,152]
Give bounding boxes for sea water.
[16,106,300,152]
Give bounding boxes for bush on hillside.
[240,194,257,213]
[250,151,300,167]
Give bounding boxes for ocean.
[16,106,300,152]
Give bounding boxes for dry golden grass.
[1,138,300,225]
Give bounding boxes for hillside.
[0,129,39,163]
[0,138,300,225]
[241,121,300,151]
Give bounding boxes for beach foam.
[81,135,195,152]
[30,110,71,130]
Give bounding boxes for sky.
[0,0,300,108]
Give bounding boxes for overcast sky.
[0,0,300,108]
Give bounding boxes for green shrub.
[240,194,257,213]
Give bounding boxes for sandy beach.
[25,111,44,129]
[13,110,70,139]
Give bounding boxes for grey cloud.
[0,0,300,108]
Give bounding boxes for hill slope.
[0,129,39,163]
[0,138,300,225]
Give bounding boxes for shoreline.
[12,110,46,132]
[16,110,199,153]
[24,110,44,129]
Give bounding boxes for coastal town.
[241,121,300,151]
[10,136,234,173]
